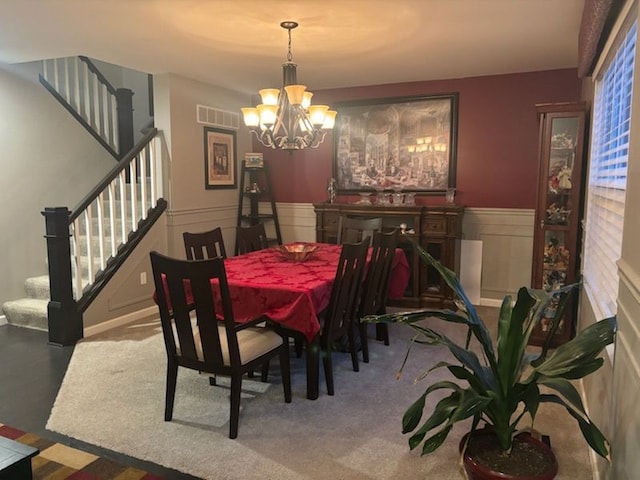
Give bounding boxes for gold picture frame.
[204,126,237,189]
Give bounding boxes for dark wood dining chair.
[183,227,227,260]
[236,223,269,254]
[357,230,398,362]
[336,216,382,246]
[319,239,369,393]
[149,251,291,439]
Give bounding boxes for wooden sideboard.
[313,202,465,309]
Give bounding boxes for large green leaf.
[514,382,540,426]
[408,393,460,449]
[556,358,604,380]
[537,377,587,416]
[449,389,492,424]
[535,317,616,378]
[496,295,514,357]
[496,288,537,396]
[414,390,491,456]
[420,426,453,455]
[402,381,462,433]
[540,394,610,459]
[448,365,488,394]
[402,392,427,433]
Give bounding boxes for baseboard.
[0,314,6,326]
[83,300,500,337]
[479,298,503,308]
[83,306,157,337]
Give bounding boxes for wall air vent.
[196,105,240,130]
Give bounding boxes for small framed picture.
[204,127,237,189]
[244,152,264,168]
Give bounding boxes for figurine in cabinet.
[558,165,573,190]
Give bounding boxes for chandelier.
[241,21,337,151]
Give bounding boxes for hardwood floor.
[0,324,200,479]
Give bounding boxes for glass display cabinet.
[529,102,587,347]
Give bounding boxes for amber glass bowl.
[275,243,318,262]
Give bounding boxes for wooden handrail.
[69,128,158,224]
[78,56,118,95]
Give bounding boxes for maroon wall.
[256,69,581,209]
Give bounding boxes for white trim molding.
[84,306,158,337]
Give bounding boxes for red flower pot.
[460,429,558,480]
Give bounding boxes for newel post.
[42,207,83,346]
[116,88,134,157]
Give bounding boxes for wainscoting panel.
[83,216,168,328]
[462,208,535,303]
[578,291,614,480]
[165,204,237,258]
[276,202,317,243]
[609,260,640,480]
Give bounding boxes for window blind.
[583,20,637,319]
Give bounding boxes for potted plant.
[364,237,615,479]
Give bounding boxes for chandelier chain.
[287,27,293,62]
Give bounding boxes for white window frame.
[582,4,638,329]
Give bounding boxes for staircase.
[1,57,166,344]
[2,177,156,331]
[2,277,50,330]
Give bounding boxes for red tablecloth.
[155,243,409,343]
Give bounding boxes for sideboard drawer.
[324,214,340,231]
[422,217,446,234]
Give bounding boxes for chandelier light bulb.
[257,104,278,126]
[322,110,337,129]
[241,107,260,127]
[259,89,280,106]
[284,85,307,106]
[302,91,313,109]
[308,105,329,126]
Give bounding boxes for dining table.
[215,242,410,400]
[154,241,409,400]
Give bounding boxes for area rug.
[46,314,594,479]
[0,423,164,479]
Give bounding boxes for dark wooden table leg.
[305,337,320,400]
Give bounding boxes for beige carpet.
[46,307,594,479]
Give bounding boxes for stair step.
[24,276,50,300]
[1,298,48,331]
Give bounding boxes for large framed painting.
[333,94,459,194]
[204,126,237,189]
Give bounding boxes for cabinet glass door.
[530,105,586,347]
[545,117,579,228]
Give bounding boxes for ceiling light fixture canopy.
[241,21,337,151]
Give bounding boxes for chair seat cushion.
[191,326,283,366]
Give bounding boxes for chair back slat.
[337,216,382,246]
[360,230,398,316]
[321,239,369,343]
[183,227,227,260]
[236,223,269,254]
[151,251,239,367]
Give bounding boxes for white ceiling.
[0,0,585,94]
